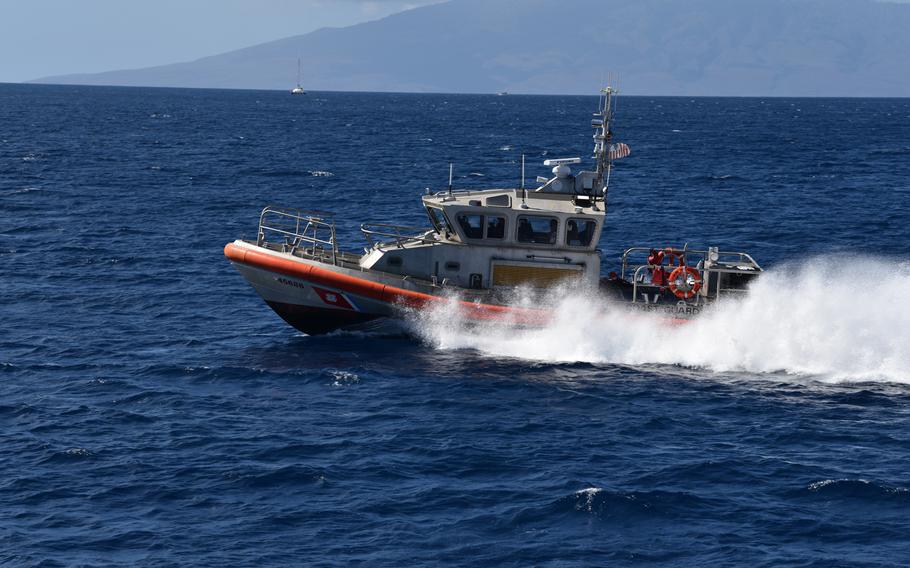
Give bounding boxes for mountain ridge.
[30,0,910,96]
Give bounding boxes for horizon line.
[5,81,910,100]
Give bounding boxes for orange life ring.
[668,266,702,299]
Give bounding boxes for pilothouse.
[225,88,762,334]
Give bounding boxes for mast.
[592,86,616,199]
[297,58,302,88]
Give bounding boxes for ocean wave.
[328,370,360,386]
[549,487,720,521]
[256,169,309,177]
[687,174,745,182]
[805,478,910,501]
[226,464,327,489]
[2,186,45,195]
[40,447,96,464]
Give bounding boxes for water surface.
[2,84,910,566]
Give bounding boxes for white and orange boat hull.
[224,241,550,335]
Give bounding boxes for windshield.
[426,207,453,236]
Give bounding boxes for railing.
[360,222,437,250]
[525,254,574,264]
[620,246,762,302]
[620,246,760,280]
[257,206,339,265]
[429,189,487,199]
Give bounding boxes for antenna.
[520,153,529,209]
[612,72,621,114]
[520,153,525,190]
[447,163,454,198]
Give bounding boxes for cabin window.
[718,270,758,292]
[427,207,452,234]
[387,256,403,267]
[485,194,511,207]
[566,218,597,247]
[486,216,505,239]
[516,215,558,245]
[457,214,484,239]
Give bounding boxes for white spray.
[412,257,910,384]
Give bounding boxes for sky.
[0,0,440,83]
[1,0,908,84]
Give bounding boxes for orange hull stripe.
[224,242,550,325]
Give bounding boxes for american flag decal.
[609,142,631,160]
[312,286,359,311]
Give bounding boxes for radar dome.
[553,164,571,178]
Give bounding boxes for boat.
[225,87,762,335]
[291,58,306,95]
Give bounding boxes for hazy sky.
[0,0,440,83]
[2,0,908,84]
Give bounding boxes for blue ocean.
[2,83,910,566]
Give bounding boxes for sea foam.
[412,257,910,383]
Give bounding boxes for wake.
[412,257,910,383]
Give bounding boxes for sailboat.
[291,58,306,95]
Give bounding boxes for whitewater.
[415,257,910,383]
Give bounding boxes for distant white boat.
[291,58,306,95]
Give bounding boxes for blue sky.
[0,0,439,83]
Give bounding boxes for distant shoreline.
[6,82,910,100]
